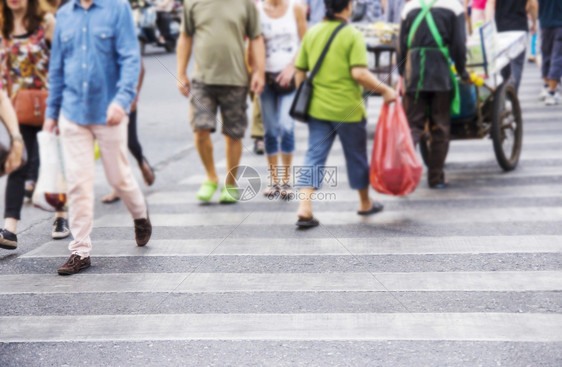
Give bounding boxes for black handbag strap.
[308,22,347,82]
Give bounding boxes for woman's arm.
[295,69,307,88]
[44,13,56,43]
[351,67,396,104]
[294,2,308,40]
[0,91,23,174]
[276,3,308,87]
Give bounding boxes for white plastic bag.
[32,131,67,212]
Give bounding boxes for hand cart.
[419,24,527,171]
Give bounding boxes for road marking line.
[21,236,562,258]
[95,207,562,227]
[1,313,560,342]
[0,271,560,294]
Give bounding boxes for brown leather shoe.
[57,254,91,275]
[134,214,152,247]
[139,157,155,186]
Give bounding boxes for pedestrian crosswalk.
[0,65,561,365]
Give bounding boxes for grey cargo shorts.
[190,80,249,140]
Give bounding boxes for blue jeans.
[259,85,296,155]
[296,117,369,190]
[541,27,562,81]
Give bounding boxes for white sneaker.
[545,92,560,106]
[539,87,549,101]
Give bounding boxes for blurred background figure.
[385,0,407,24]
[0,0,69,251]
[0,91,24,249]
[352,0,383,23]
[155,0,174,45]
[537,0,562,105]
[490,0,537,93]
[302,0,325,26]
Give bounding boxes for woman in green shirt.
[294,0,395,228]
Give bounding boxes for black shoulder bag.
[290,22,347,123]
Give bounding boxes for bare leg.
[4,218,17,233]
[266,154,280,189]
[195,130,218,184]
[548,79,559,92]
[357,187,372,212]
[225,136,242,186]
[281,153,292,186]
[55,211,67,219]
[296,187,314,219]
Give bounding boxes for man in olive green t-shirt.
[176,0,265,203]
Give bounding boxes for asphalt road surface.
[0,50,561,366]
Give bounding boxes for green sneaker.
[196,181,218,202]
[219,185,239,204]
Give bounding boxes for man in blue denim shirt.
[44,0,152,275]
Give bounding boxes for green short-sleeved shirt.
[182,0,261,87]
[295,21,367,123]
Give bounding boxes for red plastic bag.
[370,100,422,196]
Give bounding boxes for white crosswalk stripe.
[0,271,560,294]
[94,207,562,227]
[21,235,562,258]
[2,313,561,343]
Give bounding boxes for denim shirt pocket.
[60,32,74,56]
[93,27,115,54]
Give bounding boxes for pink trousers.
[59,115,147,257]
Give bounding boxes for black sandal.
[296,216,320,228]
[357,201,384,216]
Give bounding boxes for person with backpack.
[397,0,469,189]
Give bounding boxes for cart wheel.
[419,132,430,168]
[491,82,523,171]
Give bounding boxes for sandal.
[263,184,281,199]
[139,157,155,186]
[196,181,218,202]
[357,200,384,216]
[219,185,239,204]
[280,184,294,200]
[102,190,121,204]
[296,216,320,229]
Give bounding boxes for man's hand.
[177,73,191,97]
[382,87,396,104]
[5,139,23,174]
[276,64,296,87]
[250,70,265,95]
[43,118,58,133]
[106,102,126,126]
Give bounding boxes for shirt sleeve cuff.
[112,96,133,114]
[45,106,60,120]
